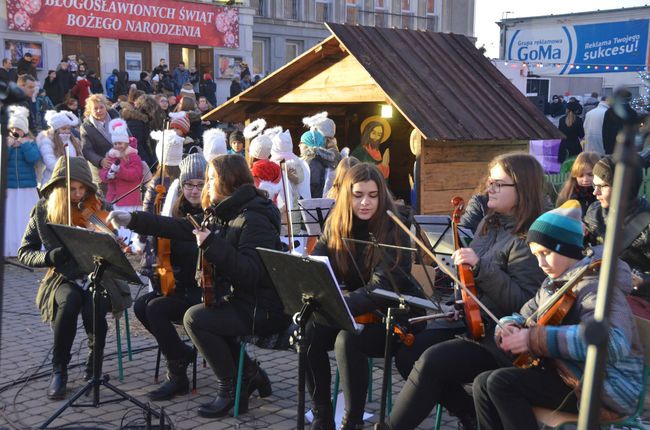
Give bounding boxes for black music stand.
[298,198,335,236]
[413,215,472,270]
[41,224,162,429]
[257,248,359,430]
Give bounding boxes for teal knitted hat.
[527,200,584,259]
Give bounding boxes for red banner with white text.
[7,0,239,48]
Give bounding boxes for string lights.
[494,59,647,71]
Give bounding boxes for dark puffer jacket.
[121,105,156,168]
[127,184,287,323]
[585,198,650,288]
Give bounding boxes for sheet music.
[295,252,361,332]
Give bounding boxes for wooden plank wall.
[418,140,529,214]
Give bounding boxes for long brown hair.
[484,153,545,236]
[326,156,360,199]
[324,163,399,277]
[556,151,601,207]
[565,110,576,127]
[48,129,82,159]
[201,154,257,208]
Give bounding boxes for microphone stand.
[109,160,158,206]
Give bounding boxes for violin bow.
[65,144,72,226]
[386,210,506,330]
[279,160,295,252]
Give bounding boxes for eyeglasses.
[486,180,516,193]
[593,184,610,192]
[183,183,205,191]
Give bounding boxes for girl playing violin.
[132,153,206,401]
[473,200,643,430]
[18,157,110,400]
[108,154,289,418]
[307,163,425,430]
[382,153,547,430]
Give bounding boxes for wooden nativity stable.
[204,23,563,214]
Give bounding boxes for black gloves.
[46,247,71,267]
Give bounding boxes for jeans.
[385,338,499,430]
[133,291,199,360]
[52,282,108,367]
[473,367,578,430]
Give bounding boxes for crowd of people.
[3,51,650,430]
[546,89,645,168]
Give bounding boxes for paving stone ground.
[1,262,648,429]
[0,262,460,430]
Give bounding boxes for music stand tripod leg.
[378,304,408,425]
[294,297,318,430]
[40,258,162,428]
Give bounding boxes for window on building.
[345,0,359,24]
[253,38,268,76]
[250,0,267,17]
[374,0,387,27]
[401,0,413,28]
[426,0,436,30]
[286,40,302,63]
[284,0,298,19]
[316,0,331,22]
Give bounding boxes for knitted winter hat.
[169,112,190,135]
[249,134,273,160]
[40,156,97,197]
[180,83,196,100]
[45,110,79,131]
[108,118,130,143]
[151,130,184,166]
[592,155,644,199]
[8,106,30,134]
[300,129,325,148]
[527,200,584,259]
[244,118,272,160]
[179,153,208,185]
[303,111,336,138]
[229,130,244,145]
[270,129,295,161]
[203,128,227,163]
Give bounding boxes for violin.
[187,211,216,307]
[153,182,176,297]
[152,127,176,297]
[451,197,485,340]
[354,312,415,347]
[513,260,601,368]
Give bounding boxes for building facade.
[250,0,475,76]
[498,6,650,100]
[0,0,474,105]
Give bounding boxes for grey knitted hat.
[179,153,208,185]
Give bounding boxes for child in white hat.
[5,106,41,257]
[36,110,82,184]
[100,118,144,249]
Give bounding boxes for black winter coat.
[585,198,650,287]
[16,58,36,78]
[311,212,425,317]
[602,105,641,155]
[121,106,156,168]
[558,116,585,163]
[128,184,287,319]
[43,77,65,106]
[88,76,104,94]
[199,80,217,106]
[136,79,153,94]
[56,69,75,95]
[459,193,489,234]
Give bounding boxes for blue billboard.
[506,19,649,75]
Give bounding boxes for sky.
[474,0,650,58]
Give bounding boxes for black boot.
[338,413,364,430]
[243,358,272,398]
[83,349,104,382]
[47,365,68,400]
[198,377,248,418]
[310,402,335,430]
[456,410,478,430]
[148,358,191,401]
